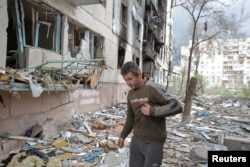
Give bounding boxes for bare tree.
[165,55,173,90]
[177,0,250,122]
[179,66,186,91]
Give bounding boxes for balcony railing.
[0,59,107,92]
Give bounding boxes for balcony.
[143,41,154,60]
[66,0,105,6]
[0,59,107,92]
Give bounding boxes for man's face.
[122,72,141,89]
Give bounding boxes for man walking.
[118,61,183,167]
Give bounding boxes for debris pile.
[0,59,109,95]
[1,96,250,167]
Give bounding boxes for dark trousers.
[129,136,164,167]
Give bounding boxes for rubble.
[1,95,250,167]
[0,59,109,95]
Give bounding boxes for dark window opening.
[134,21,141,40]
[118,46,125,68]
[132,54,140,66]
[121,3,128,27]
[3,0,106,92]
[6,0,61,69]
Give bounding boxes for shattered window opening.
[134,21,141,40]
[6,0,61,69]
[121,3,128,28]
[3,0,107,92]
[118,45,125,69]
[68,23,104,60]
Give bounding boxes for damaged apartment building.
[0,0,174,160]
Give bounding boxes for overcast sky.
[172,0,250,46]
[172,6,190,46]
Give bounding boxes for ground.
[1,94,250,167]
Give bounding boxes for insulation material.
[7,153,44,167]
[58,153,76,160]
[19,156,44,167]
[46,157,62,167]
[52,140,68,149]
[87,71,101,88]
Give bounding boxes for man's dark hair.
[121,61,140,76]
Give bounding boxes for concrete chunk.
[223,136,250,150]
[190,147,210,161]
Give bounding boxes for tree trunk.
[182,77,197,122]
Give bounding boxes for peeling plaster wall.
[0,0,8,69]
[0,91,74,137]
[0,82,128,134]
[0,81,129,160]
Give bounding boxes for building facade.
[143,0,174,87]
[181,38,250,89]
[0,0,174,160]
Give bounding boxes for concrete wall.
[26,47,63,69]
[0,82,129,160]
[0,0,8,69]
[0,83,129,136]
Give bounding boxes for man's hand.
[141,103,150,116]
[118,137,124,148]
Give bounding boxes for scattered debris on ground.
[1,95,250,167]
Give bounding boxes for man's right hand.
[117,137,124,148]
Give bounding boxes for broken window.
[68,24,104,60]
[89,32,104,59]
[121,3,128,27]
[133,54,140,65]
[134,21,141,40]
[7,0,61,69]
[118,44,125,69]
[4,0,107,92]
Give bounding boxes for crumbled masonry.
[1,95,250,167]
